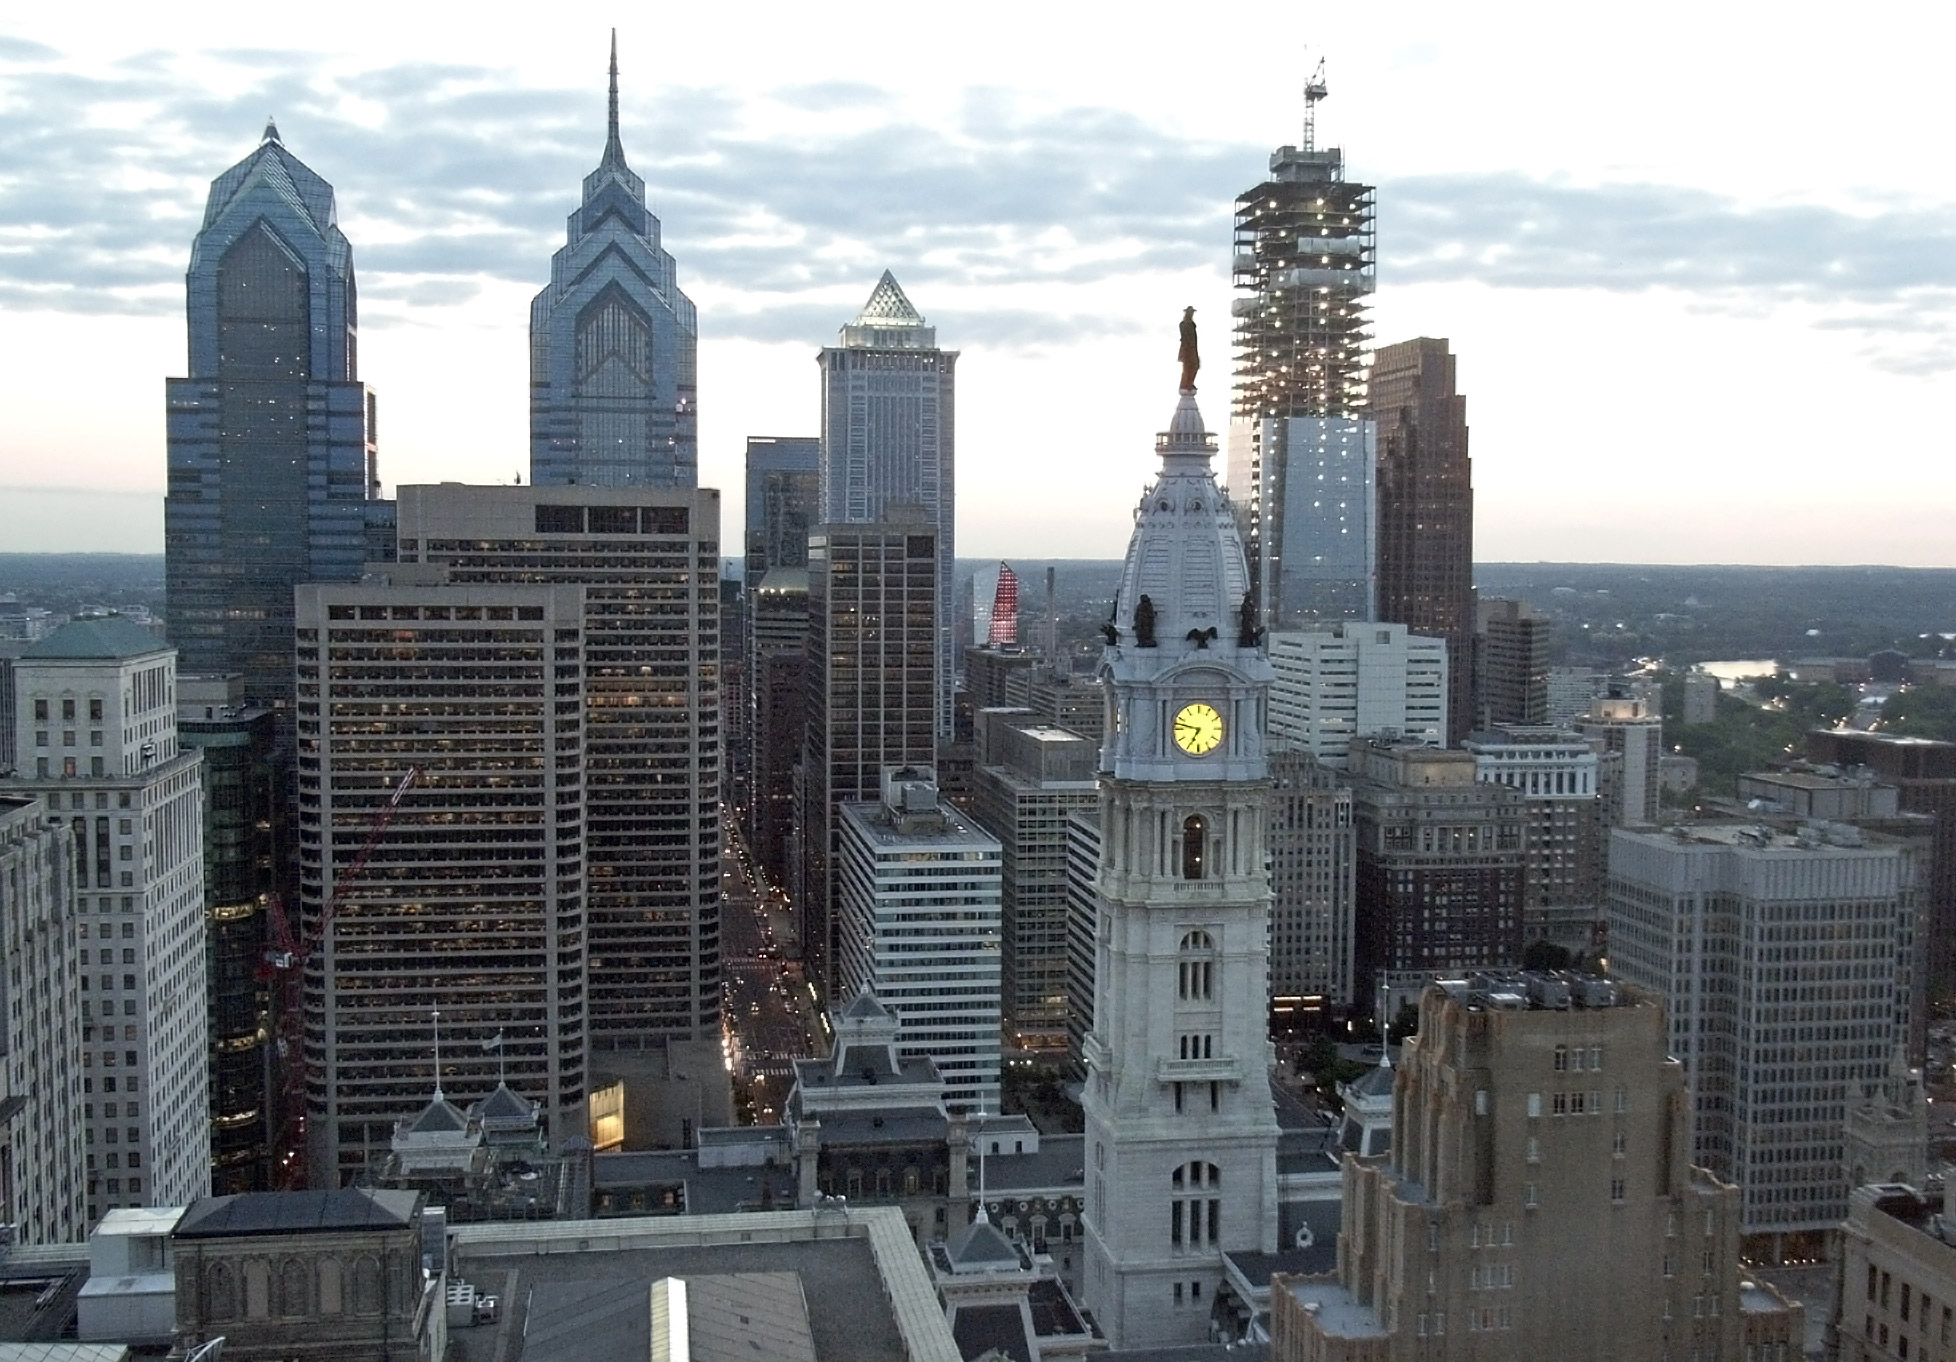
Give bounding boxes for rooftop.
[174,1188,420,1238]
[19,617,167,663]
[1431,970,1635,1013]
[1278,1278,1386,1340]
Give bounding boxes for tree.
[1523,939,1574,971]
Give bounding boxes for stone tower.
[1080,355,1281,1349]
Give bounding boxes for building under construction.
[1228,66,1378,628]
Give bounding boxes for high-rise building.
[0,795,87,1245]
[1367,338,1474,745]
[1228,77,1377,629]
[837,767,1001,1112]
[530,37,698,489]
[177,674,285,1194]
[750,569,810,892]
[1350,738,1526,1010]
[987,564,1021,646]
[964,646,1039,713]
[743,436,821,586]
[1464,726,1605,957]
[1475,597,1549,729]
[394,486,723,1084]
[819,273,957,736]
[1609,822,1913,1256]
[1576,694,1664,826]
[1081,369,1280,1350]
[3,616,211,1221]
[1272,974,1804,1360]
[972,714,1099,1056]
[1268,623,1448,767]
[164,123,388,707]
[1267,746,1355,1014]
[295,576,589,1181]
[798,514,938,999]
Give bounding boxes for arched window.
[206,1261,237,1322]
[1178,931,1215,1002]
[1169,1162,1221,1251]
[352,1256,383,1316]
[1182,815,1208,880]
[277,1258,308,1317]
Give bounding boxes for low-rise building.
[1830,1183,1956,1362]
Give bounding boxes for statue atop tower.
[1178,306,1200,392]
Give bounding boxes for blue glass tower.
[530,35,698,488]
[165,121,389,707]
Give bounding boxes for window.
[1554,1045,1568,1072]
[1170,1162,1221,1251]
[1527,1093,1541,1118]
[1177,932,1215,1002]
[1611,1177,1626,1203]
[33,700,46,721]
[1182,816,1208,880]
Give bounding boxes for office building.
[798,515,938,998]
[1832,1184,1956,1362]
[1808,730,1956,1002]
[0,795,87,1245]
[1080,371,1281,1350]
[972,715,1099,1055]
[1350,739,1526,1009]
[1475,597,1549,729]
[1062,809,1101,1067]
[1367,338,1474,745]
[164,124,389,707]
[1577,694,1664,826]
[1465,726,1605,956]
[394,485,723,1140]
[1267,745,1355,1015]
[987,563,1021,646]
[3,616,210,1221]
[965,646,1039,713]
[1609,822,1912,1254]
[1272,974,1804,1361]
[743,436,821,585]
[1684,670,1721,725]
[1268,623,1448,768]
[1228,76,1376,628]
[819,273,958,736]
[530,38,698,488]
[750,568,810,891]
[177,674,284,1194]
[837,767,1002,1112]
[295,577,589,1182]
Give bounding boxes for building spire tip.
[602,29,626,169]
[261,116,281,145]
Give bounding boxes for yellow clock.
[1173,702,1225,756]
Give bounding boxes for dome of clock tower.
[1110,386,1253,653]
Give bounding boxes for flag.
[482,1032,503,1052]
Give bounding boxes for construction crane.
[261,766,422,1188]
[1302,57,1329,152]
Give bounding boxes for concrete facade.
[1268,624,1447,769]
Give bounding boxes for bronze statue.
[1178,307,1199,390]
[1236,590,1264,648]
[1133,594,1158,648]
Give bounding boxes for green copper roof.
[21,616,170,661]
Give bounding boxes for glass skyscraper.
[530,36,698,489]
[818,272,957,736]
[164,121,389,707]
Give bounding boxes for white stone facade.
[1267,622,1447,767]
[1081,386,1280,1350]
[837,768,1002,1113]
[0,795,87,1244]
[5,619,210,1222]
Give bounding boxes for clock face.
[1173,702,1225,756]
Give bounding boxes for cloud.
[2,43,1955,365]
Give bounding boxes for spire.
[852,270,926,327]
[431,1005,444,1102]
[602,29,627,170]
[261,116,281,145]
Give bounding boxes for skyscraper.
[4,617,212,1221]
[1228,73,1377,629]
[1475,596,1550,728]
[819,272,957,736]
[164,123,388,707]
[1082,362,1280,1350]
[1272,975,1804,1359]
[750,570,810,891]
[797,514,938,998]
[394,486,724,1098]
[743,436,820,587]
[741,435,819,851]
[1266,745,1355,1013]
[1368,337,1475,745]
[1267,622,1449,766]
[530,36,698,489]
[295,576,589,1182]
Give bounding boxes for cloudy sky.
[3,1,1954,563]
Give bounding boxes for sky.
[2,1,1955,564]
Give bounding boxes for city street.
[720,816,826,1124]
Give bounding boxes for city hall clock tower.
[1081,337,1280,1349]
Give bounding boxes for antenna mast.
[1302,58,1329,153]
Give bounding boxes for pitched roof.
[1345,1059,1395,1100]
[851,270,925,327]
[839,984,894,1023]
[407,1095,471,1135]
[174,1188,420,1239]
[21,616,168,661]
[944,1217,1022,1271]
[474,1082,538,1126]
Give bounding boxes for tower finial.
[261,116,281,145]
[602,29,626,169]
